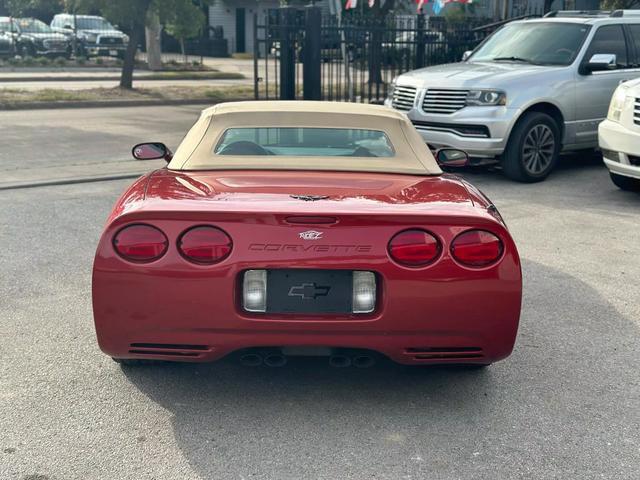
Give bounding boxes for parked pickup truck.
[51,14,128,58]
[386,10,640,182]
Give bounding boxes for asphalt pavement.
[1,106,639,480]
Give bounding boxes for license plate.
[109,50,118,56]
[266,269,352,314]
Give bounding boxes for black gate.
[253,8,531,104]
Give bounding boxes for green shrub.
[96,57,104,65]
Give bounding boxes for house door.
[236,8,246,53]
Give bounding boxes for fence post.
[253,12,259,100]
[415,13,425,70]
[303,6,322,100]
[279,7,297,100]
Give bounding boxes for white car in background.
[599,78,640,192]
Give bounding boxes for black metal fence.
[254,7,540,104]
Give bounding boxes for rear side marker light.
[388,229,441,267]
[451,230,503,267]
[113,224,168,263]
[178,226,232,264]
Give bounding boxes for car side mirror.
[435,148,469,168]
[132,142,173,162]
[586,53,616,73]
[462,50,472,62]
[63,24,73,30]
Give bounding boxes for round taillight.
[113,224,168,263]
[451,230,503,267]
[178,226,232,264]
[388,229,441,267]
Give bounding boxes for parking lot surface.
[1,107,639,480]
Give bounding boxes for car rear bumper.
[599,119,640,179]
[94,259,521,366]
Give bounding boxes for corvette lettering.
[249,244,373,253]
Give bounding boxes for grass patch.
[141,71,244,80]
[0,85,254,108]
[231,52,254,60]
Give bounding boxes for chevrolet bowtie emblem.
[288,283,331,300]
[290,195,329,201]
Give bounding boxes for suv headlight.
[466,89,506,107]
[84,33,98,43]
[607,84,631,123]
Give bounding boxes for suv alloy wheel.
[502,112,561,183]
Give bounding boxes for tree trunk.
[145,10,163,71]
[120,24,141,89]
[120,0,152,90]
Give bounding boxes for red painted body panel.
[92,169,522,365]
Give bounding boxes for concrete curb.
[0,172,145,191]
[0,98,242,111]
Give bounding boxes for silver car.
[385,10,640,182]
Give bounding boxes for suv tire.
[610,172,640,191]
[502,112,560,183]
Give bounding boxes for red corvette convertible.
[93,101,521,368]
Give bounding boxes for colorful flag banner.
[345,0,358,9]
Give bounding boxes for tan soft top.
[168,101,442,175]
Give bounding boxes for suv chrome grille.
[634,98,640,125]
[422,89,469,114]
[392,85,417,111]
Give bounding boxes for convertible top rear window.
[214,127,395,157]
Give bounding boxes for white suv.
[599,79,640,191]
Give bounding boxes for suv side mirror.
[585,53,617,73]
[132,142,173,162]
[462,50,472,62]
[435,148,469,168]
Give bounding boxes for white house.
[208,0,331,55]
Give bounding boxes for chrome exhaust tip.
[329,355,352,368]
[240,353,263,367]
[352,355,375,368]
[264,354,287,368]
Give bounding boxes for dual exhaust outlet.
[239,352,376,368]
